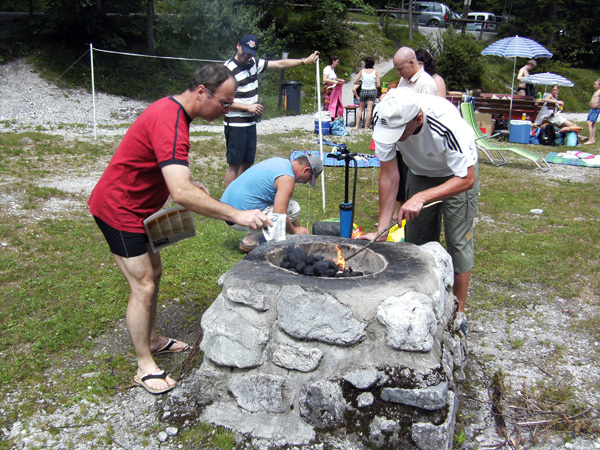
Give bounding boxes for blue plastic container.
[509,120,532,144]
[314,120,330,135]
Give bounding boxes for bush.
[429,27,486,92]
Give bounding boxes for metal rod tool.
[344,201,442,262]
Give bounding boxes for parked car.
[412,1,454,28]
[495,14,514,24]
[465,12,497,32]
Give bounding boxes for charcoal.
[313,260,331,277]
[290,247,308,263]
[314,255,324,262]
[306,254,316,265]
[326,268,337,277]
[295,262,306,273]
[303,265,315,276]
[349,271,363,277]
[281,260,291,269]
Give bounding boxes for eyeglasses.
[205,86,233,109]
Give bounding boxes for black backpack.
[539,124,556,146]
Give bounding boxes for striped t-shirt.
[224,56,268,127]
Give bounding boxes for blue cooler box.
[314,120,330,135]
[509,120,531,144]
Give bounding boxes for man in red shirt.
[89,64,270,395]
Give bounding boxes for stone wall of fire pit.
[189,236,466,449]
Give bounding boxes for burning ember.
[279,245,363,278]
[333,245,346,271]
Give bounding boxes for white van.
[465,12,497,32]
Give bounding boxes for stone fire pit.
[189,235,466,449]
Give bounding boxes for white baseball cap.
[373,87,421,145]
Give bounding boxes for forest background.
[1,0,599,116]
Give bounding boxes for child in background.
[584,78,600,145]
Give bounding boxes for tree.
[147,0,155,55]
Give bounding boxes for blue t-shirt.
[221,157,294,211]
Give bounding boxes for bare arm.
[272,175,309,235]
[376,71,381,88]
[162,164,271,229]
[398,165,475,222]
[268,51,319,70]
[358,157,399,241]
[352,70,362,85]
[435,75,446,98]
[227,102,263,114]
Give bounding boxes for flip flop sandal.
[239,235,267,253]
[239,241,258,253]
[133,371,176,395]
[152,338,190,356]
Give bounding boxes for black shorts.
[395,151,409,202]
[94,216,148,258]
[224,124,257,166]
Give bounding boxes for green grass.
[1,126,599,446]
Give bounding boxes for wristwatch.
[301,58,306,65]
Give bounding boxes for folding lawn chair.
[460,102,550,172]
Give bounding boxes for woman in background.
[351,57,380,131]
[415,49,446,98]
[323,56,345,117]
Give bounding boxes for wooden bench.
[446,93,542,122]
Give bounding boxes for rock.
[357,392,375,408]
[200,295,269,368]
[377,293,438,352]
[229,373,289,413]
[411,391,458,450]
[271,343,323,372]
[165,427,178,436]
[343,368,382,389]
[381,382,449,410]
[299,380,346,428]
[189,368,227,406]
[157,431,168,442]
[369,416,400,447]
[225,285,271,311]
[277,285,366,345]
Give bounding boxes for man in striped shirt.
[360,88,479,334]
[224,34,319,185]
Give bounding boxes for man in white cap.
[360,87,479,333]
[221,154,323,252]
[224,34,319,186]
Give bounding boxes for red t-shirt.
[88,96,192,233]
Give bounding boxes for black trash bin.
[282,81,303,115]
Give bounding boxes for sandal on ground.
[152,338,190,356]
[133,371,176,395]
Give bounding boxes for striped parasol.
[481,36,553,127]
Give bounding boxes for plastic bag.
[386,220,406,242]
[314,111,332,122]
[262,213,286,241]
[330,119,348,136]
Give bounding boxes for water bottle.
[522,113,527,121]
[255,97,263,123]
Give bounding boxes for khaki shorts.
[405,164,480,274]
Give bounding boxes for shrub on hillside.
[430,27,486,92]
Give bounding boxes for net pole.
[316,58,326,212]
[90,43,97,140]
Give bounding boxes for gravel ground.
[1,59,600,450]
